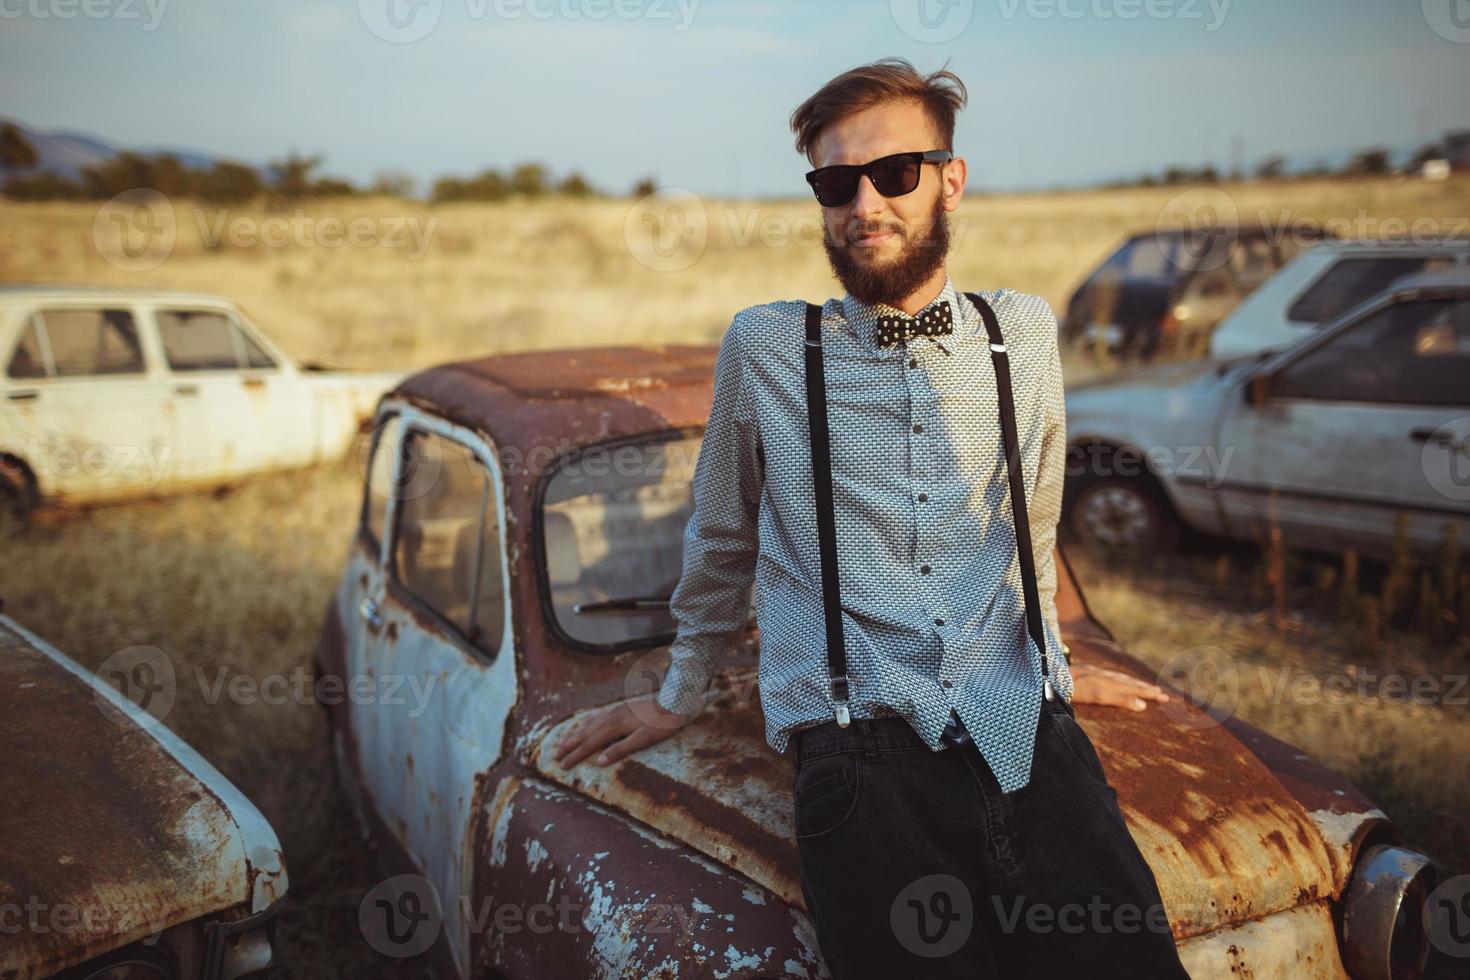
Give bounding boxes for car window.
[1176,231,1234,276]
[158,309,246,371]
[392,429,505,654]
[1274,298,1470,407]
[1097,236,1181,284]
[1287,257,1439,324]
[6,319,47,379]
[37,309,144,378]
[1228,237,1276,291]
[240,327,278,369]
[362,414,403,550]
[1179,266,1241,304]
[542,435,702,648]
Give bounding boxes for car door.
[345,401,516,979]
[3,303,178,500]
[1219,294,1470,557]
[153,305,270,480]
[230,313,317,468]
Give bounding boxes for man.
[555,58,1188,977]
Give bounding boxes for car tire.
[0,457,34,527]
[1066,475,1178,556]
[53,942,176,979]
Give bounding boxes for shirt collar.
[840,276,967,353]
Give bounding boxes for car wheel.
[53,943,176,979]
[1067,476,1178,555]
[0,458,33,528]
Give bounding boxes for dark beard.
[822,193,951,307]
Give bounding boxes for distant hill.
[1,118,226,178]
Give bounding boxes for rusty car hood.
[532,634,1381,942]
[0,617,287,980]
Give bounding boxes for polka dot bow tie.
[876,300,954,347]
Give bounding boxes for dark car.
[1061,226,1329,362]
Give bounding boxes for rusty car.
[0,285,401,518]
[315,343,1441,978]
[0,613,288,979]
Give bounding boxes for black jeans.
[791,696,1191,979]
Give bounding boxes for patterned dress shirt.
[656,275,1075,793]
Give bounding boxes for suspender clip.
[831,676,851,728]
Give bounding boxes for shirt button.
[934,618,945,627]
[920,564,931,575]
[909,358,918,368]
[942,679,953,688]
[912,423,923,434]
[917,493,928,502]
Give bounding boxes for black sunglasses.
[805,149,953,208]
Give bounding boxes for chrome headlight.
[1341,843,1438,980]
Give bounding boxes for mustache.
[842,220,904,244]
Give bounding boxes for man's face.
[810,99,966,306]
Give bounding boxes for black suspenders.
[801,294,1055,730]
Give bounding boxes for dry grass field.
[2,177,1468,976]
[4,175,1469,368]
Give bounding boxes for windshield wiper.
[573,595,672,614]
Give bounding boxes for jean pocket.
[1047,711,1116,797]
[793,753,862,840]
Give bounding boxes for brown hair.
[789,58,968,164]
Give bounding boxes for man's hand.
[552,697,699,769]
[1070,662,1172,711]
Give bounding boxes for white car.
[1209,238,1470,358]
[0,285,402,514]
[1065,269,1470,560]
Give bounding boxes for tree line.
[1100,143,1453,189]
[0,123,658,204]
[4,121,1455,203]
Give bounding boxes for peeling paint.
[317,346,1416,979]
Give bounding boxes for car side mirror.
[1245,372,1271,407]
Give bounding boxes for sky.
[2,0,1468,196]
